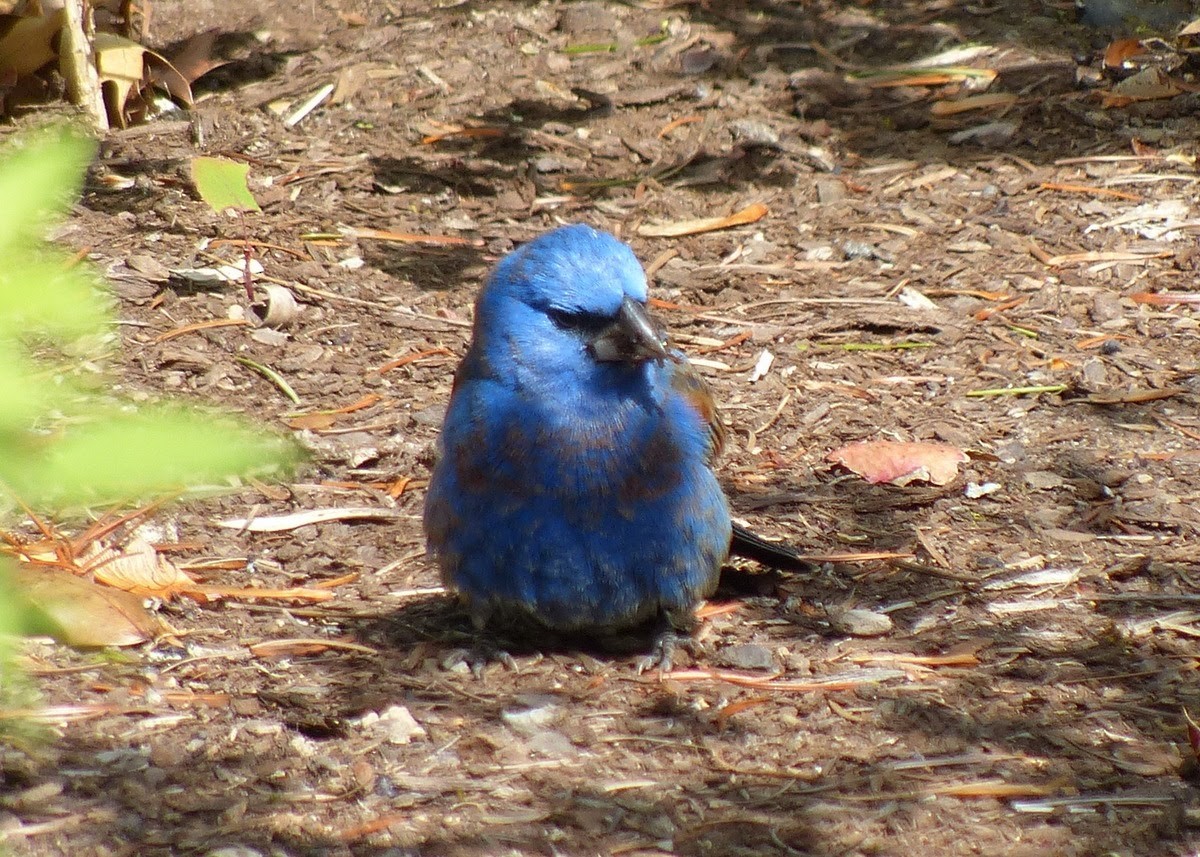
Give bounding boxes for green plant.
[0,125,297,698]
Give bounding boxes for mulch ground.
[4,1,1200,855]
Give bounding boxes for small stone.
[1024,471,1065,491]
[948,121,1017,147]
[842,239,883,261]
[366,705,428,745]
[1080,357,1107,389]
[729,119,780,148]
[827,607,893,637]
[501,694,563,735]
[527,730,577,759]
[815,177,846,204]
[204,848,265,857]
[1090,291,1124,324]
[716,643,777,671]
[965,481,1001,499]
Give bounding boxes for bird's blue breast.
[425,357,731,632]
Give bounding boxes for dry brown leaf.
[0,9,64,76]
[248,638,379,658]
[218,507,400,532]
[14,566,158,648]
[1102,67,1182,108]
[284,412,338,431]
[1103,38,1148,70]
[143,47,194,107]
[93,32,145,127]
[667,667,906,691]
[86,538,196,597]
[163,28,226,84]
[346,227,485,246]
[929,93,1017,116]
[1130,291,1200,305]
[827,440,967,486]
[94,32,193,128]
[862,69,996,89]
[1079,387,1184,405]
[1044,250,1171,266]
[926,780,1060,799]
[636,203,769,238]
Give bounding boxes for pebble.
[827,607,893,637]
[715,643,777,671]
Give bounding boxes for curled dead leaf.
[85,538,196,597]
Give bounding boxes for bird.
[423,224,806,668]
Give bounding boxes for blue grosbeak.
[424,225,804,665]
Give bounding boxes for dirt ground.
[5,0,1200,854]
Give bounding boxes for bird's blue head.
[473,225,672,375]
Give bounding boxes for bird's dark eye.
[546,308,611,336]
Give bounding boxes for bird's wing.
[670,356,811,572]
[669,358,727,461]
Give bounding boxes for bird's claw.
[635,627,696,675]
[442,641,518,677]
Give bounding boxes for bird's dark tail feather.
[730,522,812,571]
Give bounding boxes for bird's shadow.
[343,564,789,670]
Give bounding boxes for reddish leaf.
[1103,38,1147,70]
[827,441,967,486]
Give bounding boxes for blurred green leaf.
[0,127,94,250]
[0,407,299,506]
[0,124,298,686]
[0,255,108,342]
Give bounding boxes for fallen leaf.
[827,441,968,486]
[1185,709,1200,764]
[1102,67,1182,107]
[929,93,1017,116]
[421,125,508,145]
[345,226,485,246]
[1130,291,1200,306]
[163,29,226,85]
[217,507,400,532]
[1044,250,1171,266]
[636,203,768,238]
[86,538,197,597]
[926,781,1060,799]
[191,156,261,214]
[14,567,158,647]
[0,9,65,77]
[90,32,192,127]
[858,67,997,88]
[1078,387,1183,405]
[93,32,145,128]
[284,412,338,431]
[1104,38,1148,70]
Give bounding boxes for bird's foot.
[635,625,697,675]
[442,639,518,678]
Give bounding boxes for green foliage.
[0,126,297,511]
[2,406,291,504]
[0,126,298,713]
[190,155,261,214]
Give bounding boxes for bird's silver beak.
[589,296,677,364]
